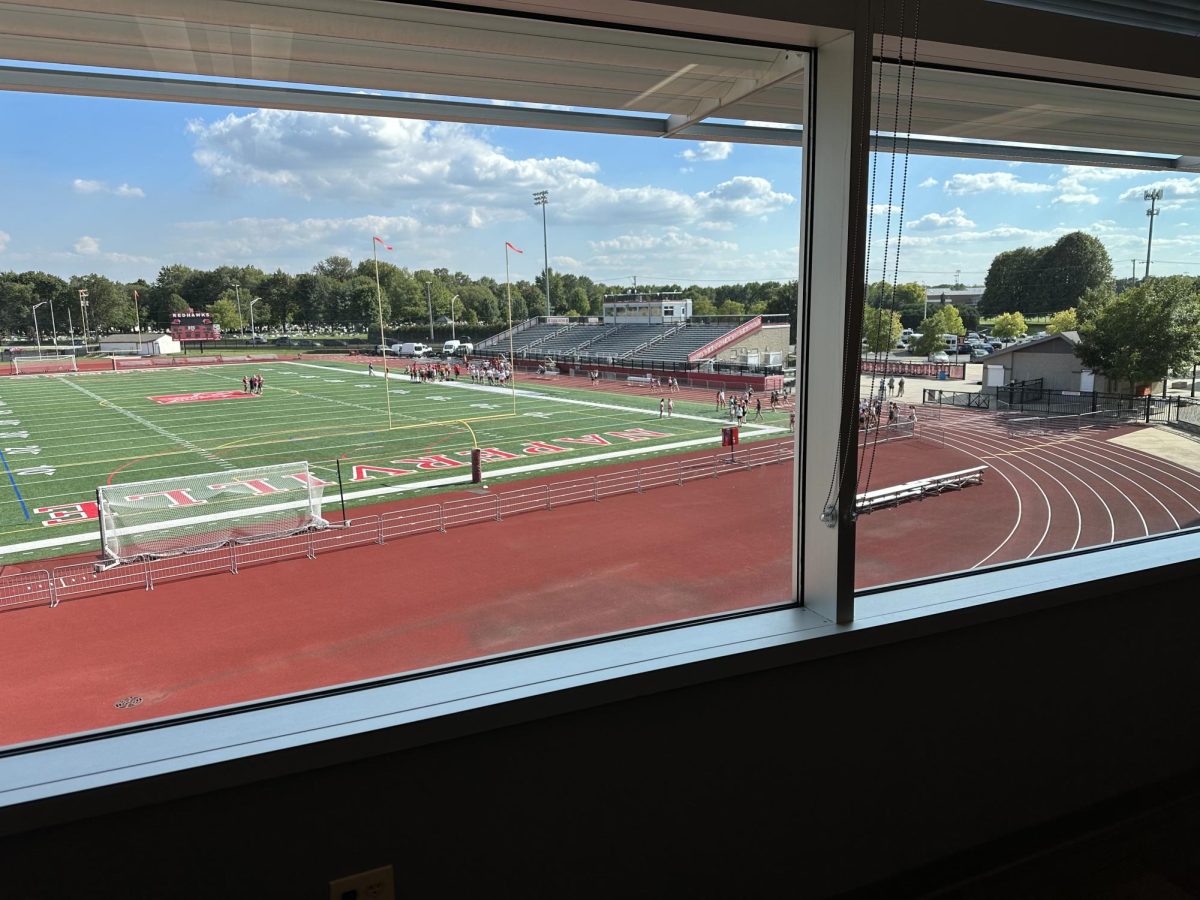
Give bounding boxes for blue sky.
[1,87,1197,288]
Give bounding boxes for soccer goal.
[97,461,328,565]
[12,354,77,374]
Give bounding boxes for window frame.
[3,0,1200,835]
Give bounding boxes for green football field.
[0,360,788,564]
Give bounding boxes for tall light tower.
[32,301,46,355]
[1144,188,1163,280]
[425,281,434,342]
[228,282,245,336]
[250,297,260,341]
[78,288,90,350]
[533,190,550,317]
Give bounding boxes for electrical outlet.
[329,864,395,900]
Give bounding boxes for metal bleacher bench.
[855,465,987,513]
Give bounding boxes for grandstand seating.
[640,324,737,361]
[475,318,763,364]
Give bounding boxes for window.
[0,2,806,752]
[855,57,1200,596]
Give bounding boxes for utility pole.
[1144,188,1163,281]
[533,190,550,316]
[425,281,434,342]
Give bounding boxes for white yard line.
[60,377,232,470]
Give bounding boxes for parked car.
[927,351,950,363]
[970,348,991,360]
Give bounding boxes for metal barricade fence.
[380,504,443,540]
[10,439,795,612]
[0,569,53,609]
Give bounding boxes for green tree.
[1077,280,1200,393]
[208,297,244,333]
[991,311,1027,340]
[867,281,926,309]
[862,308,902,352]
[1044,309,1079,334]
[912,305,965,356]
[980,232,1112,317]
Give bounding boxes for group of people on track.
[241,374,265,394]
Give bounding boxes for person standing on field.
[659,397,665,418]
[898,377,905,397]
[667,397,673,417]
[242,375,249,393]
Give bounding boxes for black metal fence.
[928,382,1200,426]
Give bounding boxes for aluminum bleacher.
[642,324,736,361]
[580,324,676,359]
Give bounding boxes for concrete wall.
[720,324,791,362]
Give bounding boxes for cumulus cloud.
[1052,192,1100,205]
[943,172,1054,196]
[1052,166,1138,205]
[589,229,738,254]
[1119,176,1200,202]
[74,235,100,254]
[176,214,433,261]
[67,235,151,265]
[871,204,902,216]
[918,177,938,188]
[679,141,733,162]
[187,109,792,230]
[72,178,145,198]
[910,207,975,229]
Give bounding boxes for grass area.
[0,360,788,564]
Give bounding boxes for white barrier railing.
[1,439,794,612]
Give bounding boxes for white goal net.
[98,461,328,564]
[13,354,77,374]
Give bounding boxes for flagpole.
[373,237,393,429]
[505,242,516,414]
[132,290,140,334]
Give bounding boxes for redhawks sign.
[169,312,220,341]
[148,391,255,405]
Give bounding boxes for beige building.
[979,331,1119,393]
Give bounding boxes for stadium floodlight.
[227,282,245,337]
[32,301,45,355]
[250,297,260,340]
[533,190,550,317]
[426,281,434,342]
[1144,188,1164,280]
[78,288,89,350]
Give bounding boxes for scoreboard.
[169,313,221,342]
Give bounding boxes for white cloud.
[918,177,938,188]
[943,172,1054,196]
[871,204,902,216]
[74,235,100,254]
[187,109,793,231]
[1052,192,1100,205]
[589,229,737,254]
[0,230,8,252]
[679,141,733,162]
[552,255,581,268]
[176,214,433,261]
[1119,176,1200,202]
[72,178,145,198]
[910,207,975,229]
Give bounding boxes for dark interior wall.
[5,572,1199,898]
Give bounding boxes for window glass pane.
[0,4,803,746]
[856,63,1200,592]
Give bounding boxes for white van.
[393,342,432,357]
[442,339,461,356]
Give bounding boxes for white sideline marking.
[60,378,233,470]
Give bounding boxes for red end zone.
[148,390,255,405]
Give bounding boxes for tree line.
[0,258,799,341]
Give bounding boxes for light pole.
[425,281,434,342]
[32,301,45,355]
[533,190,550,317]
[449,294,459,340]
[250,297,260,342]
[1144,188,1163,280]
[78,289,89,351]
[228,282,245,337]
[46,298,57,352]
